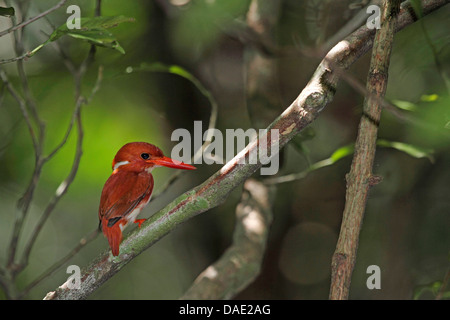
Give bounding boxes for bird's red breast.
[98,142,195,256]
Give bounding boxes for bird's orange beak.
[149,156,196,170]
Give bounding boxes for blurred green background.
[0,0,449,299]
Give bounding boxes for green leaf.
[168,65,193,80]
[125,62,217,112]
[128,63,198,83]
[420,94,439,102]
[330,144,355,162]
[377,139,434,162]
[62,29,125,54]
[36,16,134,55]
[307,144,354,173]
[301,139,432,177]
[0,6,14,17]
[413,281,442,300]
[49,16,135,42]
[391,99,418,111]
[265,138,434,185]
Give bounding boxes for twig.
[0,0,103,299]
[19,95,84,269]
[3,2,50,274]
[0,69,38,155]
[86,65,104,104]
[19,61,100,269]
[0,67,41,272]
[12,1,104,295]
[94,0,102,17]
[18,229,100,299]
[309,0,383,57]
[329,0,402,300]
[9,1,45,141]
[17,0,103,277]
[0,0,68,38]
[0,53,33,65]
[264,157,334,185]
[180,179,274,299]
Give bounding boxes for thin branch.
[0,69,38,154]
[0,0,68,38]
[329,0,402,300]
[18,62,103,274]
[336,67,440,129]
[10,1,46,143]
[19,96,84,270]
[0,0,103,299]
[46,34,78,75]
[180,179,274,299]
[18,228,100,299]
[43,0,448,300]
[94,0,102,17]
[44,65,103,162]
[2,1,64,278]
[263,156,335,185]
[0,53,33,65]
[18,34,102,278]
[14,0,104,290]
[86,65,103,104]
[1,2,61,280]
[4,3,51,272]
[307,0,383,57]
[0,67,41,271]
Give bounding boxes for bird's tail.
[101,219,123,256]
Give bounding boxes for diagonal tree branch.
[329,0,402,300]
[43,0,449,300]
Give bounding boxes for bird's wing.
[98,170,154,227]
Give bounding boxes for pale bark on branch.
[44,0,449,300]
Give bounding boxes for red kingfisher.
[98,142,196,256]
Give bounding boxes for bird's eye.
[141,153,150,160]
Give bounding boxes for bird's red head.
[111,142,196,173]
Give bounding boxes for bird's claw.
[134,219,146,228]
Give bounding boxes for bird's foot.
[134,219,146,228]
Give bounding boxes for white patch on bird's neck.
[113,160,129,171]
[145,166,154,173]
